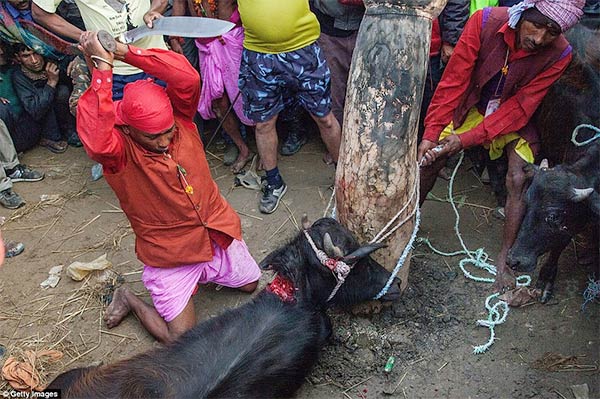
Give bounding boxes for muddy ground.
[0,132,598,399]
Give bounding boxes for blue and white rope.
[571,123,600,147]
[421,151,529,354]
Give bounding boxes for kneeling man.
[77,32,260,344]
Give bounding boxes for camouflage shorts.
[68,56,90,117]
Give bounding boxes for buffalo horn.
[301,214,311,230]
[341,242,387,263]
[323,232,344,258]
[570,187,594,202]
[540,159,549,170]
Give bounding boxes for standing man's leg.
[494,140,528,292]
[255,116,279,172]
[212,95,253,173]
[310,112,341,163]
[297,43,341,164]
[238,49,287,214]
[317,32,358,127]
[255,115,287,214]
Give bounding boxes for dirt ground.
[0,133,598,399]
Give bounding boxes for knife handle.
[97,30,117,53]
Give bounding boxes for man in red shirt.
[76,32,260,344]
[417,0,585,293]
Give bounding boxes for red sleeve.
[422,10,483,143]
[76,68,126,174]
[458,52,571,148]
[123,46,200,120]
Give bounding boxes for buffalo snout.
[380,278,401,301]
[507,249,537,272]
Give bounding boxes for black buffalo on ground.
[507,14,600,302]
[48,217,401,398]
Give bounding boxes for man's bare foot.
[104,286,132,328]
[492,266,517,294]
[231,151,255,174]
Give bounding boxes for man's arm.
[457,53,572,148]
[422,9,483,142]
[438,0,469,64]
[143,0,170,28]
[32,2,83,41]
[76,32,125,173]
[166,0,188,53]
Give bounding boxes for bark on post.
[335,0,447,291]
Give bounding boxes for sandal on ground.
[233,155,262,190]
[39,139,68,154]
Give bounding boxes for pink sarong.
[195,25,253,126]
[142,239,261,322]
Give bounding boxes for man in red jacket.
[417,0,584,293]
[77,32,260,344]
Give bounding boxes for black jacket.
[12,68,55,121]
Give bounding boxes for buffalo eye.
[544,210,566,229]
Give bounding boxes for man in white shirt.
[32,0,168,99]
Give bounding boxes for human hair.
[11,42,34,57]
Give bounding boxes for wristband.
[90,55,114,69]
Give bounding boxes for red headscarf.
[114,79,174,134]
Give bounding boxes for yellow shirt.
[33,0,167,75]
[238,0,320,54]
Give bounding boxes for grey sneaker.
[7,164,44,182]
[259,182,287,214]
[4,240,24,258]
[0,188,25,209]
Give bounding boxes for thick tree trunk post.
[335,0,447,291]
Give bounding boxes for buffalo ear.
[587,191,600,217]
[259,248,285,270]
[259,245,304,272]
[341,243,387,264]
[523,163,538,180]
[570,187,594,203]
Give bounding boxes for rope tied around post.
[371,162,421,300]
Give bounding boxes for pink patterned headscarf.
[507,0,585,32]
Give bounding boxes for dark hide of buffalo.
[535,15,600,164]
[508,143,600,302]
[508,14,600,303]
[48,218,401,398]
